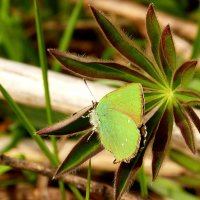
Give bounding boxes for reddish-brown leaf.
[37,105,93,136]
[160,25,176,71]
[146,4,161,67]
[49,49,158,89]
[173,61,197,89]
[184,106,200,133]
[90,6,163,84]
[173,102,196,153]
[152,105,174,180]
[175,89,200,104]
[54,132,103,177]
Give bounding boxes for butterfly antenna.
[84,79,97,105]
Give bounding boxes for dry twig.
[0,155,137,200]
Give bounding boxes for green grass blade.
[68,183,84,200]
[58,0,83,51]
[0,84,57,166]
[191,6,200,59]
[58,181,67,200]
[34,0,59,160]
[138,165,148,197]
[34,0,52,125]
[85,159,91,200]
[53,0,83,71]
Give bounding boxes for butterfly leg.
[87,130,96,141]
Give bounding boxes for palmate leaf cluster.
[37,4,200,200]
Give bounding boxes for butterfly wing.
[96,83,144,127]
[97,109,141,162]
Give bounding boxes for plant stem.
[85,159,92,200]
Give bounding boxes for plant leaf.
[173,61,197,89]
[37,105,93,136]
[175,89,200,104]
[114,102,166,200]
[49,49,159,89]
[146,4,161,67]
[170,148,200,173]
[160,25,176,71]
[184,106,200,133]
[145,91,164,103]
[145,97,164,113]
[54,132,103,177]
[152,104,174,180]
[90,6,163,84]
[115,151,144,200]
[173,102,196,153]
[144,91,164,113]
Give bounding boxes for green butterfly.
[89,83,146,163]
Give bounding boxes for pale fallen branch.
[0,154,138,200]
[0,58,113,114]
